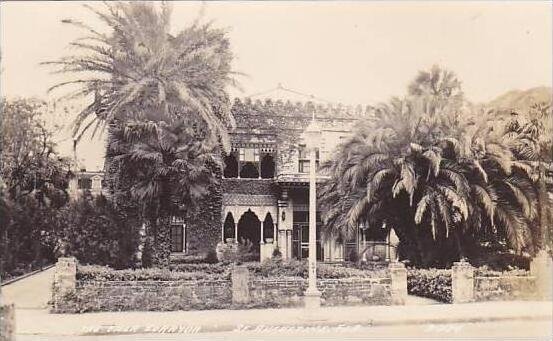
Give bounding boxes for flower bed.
[407,268,452,303]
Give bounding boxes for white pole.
[304,143,321,308]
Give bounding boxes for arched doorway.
[237,209,261,259]
[223,212,235,241]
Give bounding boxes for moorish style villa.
[70,86,400,263]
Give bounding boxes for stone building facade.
[216,95,396,263]
[70,90,399,263]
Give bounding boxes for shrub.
[248,258,389,279]
[169,254,205,264]
[474,265,530,277]
[407,268,452,303]
[204,249,219,264]
[215,238,257,263]
[77,264,230,281]
[55,195,139,269]
[272,246,282,258]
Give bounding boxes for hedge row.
[247,258,389,279]
[77,259,390,282]
[407,268,452,303]
[77,265,230,281]
[474,266,530,277]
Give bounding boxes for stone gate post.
[231,265,250,304]
[53,257,77,309]
[389,261,407,305]
[0,274,15,341]
[452,260,474,303]
[530,250,553,300]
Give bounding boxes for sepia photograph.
[0,1,552,340]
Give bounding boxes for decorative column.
[530,250,553,300]
[451,260,474,303]
[234,210,238,241]
[278,190,292,259]
[260,220,265,245]
[304,118,322,309]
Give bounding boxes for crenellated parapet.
[230,97,374,132]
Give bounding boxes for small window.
[78,178,92,189]
[170,224,185,253]
[298,145,319,173]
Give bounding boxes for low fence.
[248,276,393,307]
[407,253,552,304]
[474,275,537,301]
[52,257,407,313]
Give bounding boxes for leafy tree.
[44,2,237,266]
[44,2,236,148]
[0,99,72,276]
[53,194,138,269]
[503,102,553,252]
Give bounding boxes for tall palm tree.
[44,2,236,148]
[44,2,237,266]
[109,118,220,266]
[319,67,541,266]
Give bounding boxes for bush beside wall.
[407,268,452,303]
[53,261,394,313]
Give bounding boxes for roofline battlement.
[231,97,375,120]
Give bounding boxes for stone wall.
[474,276,537,301]
[0,305,15,341]
[248,277,392,307]
[68,279,232,312]
[53,259,401,313]
[449,257,550,303]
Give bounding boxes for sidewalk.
[14,300,553,336]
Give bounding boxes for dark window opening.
[240,162,259,178]
[263,213,274,240]
[78,178,92,189]
[260,154,275,178]
[223,153,238,178]
[298,145,319,173]
[170,225,184,253]
[223,213,236,240]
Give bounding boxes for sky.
[1,1,552,169]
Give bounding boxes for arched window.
[223,212,236,241]
[260,154,275,179]
[240,162,259,178]
[223,153,238,178]
[263,213,274,240]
